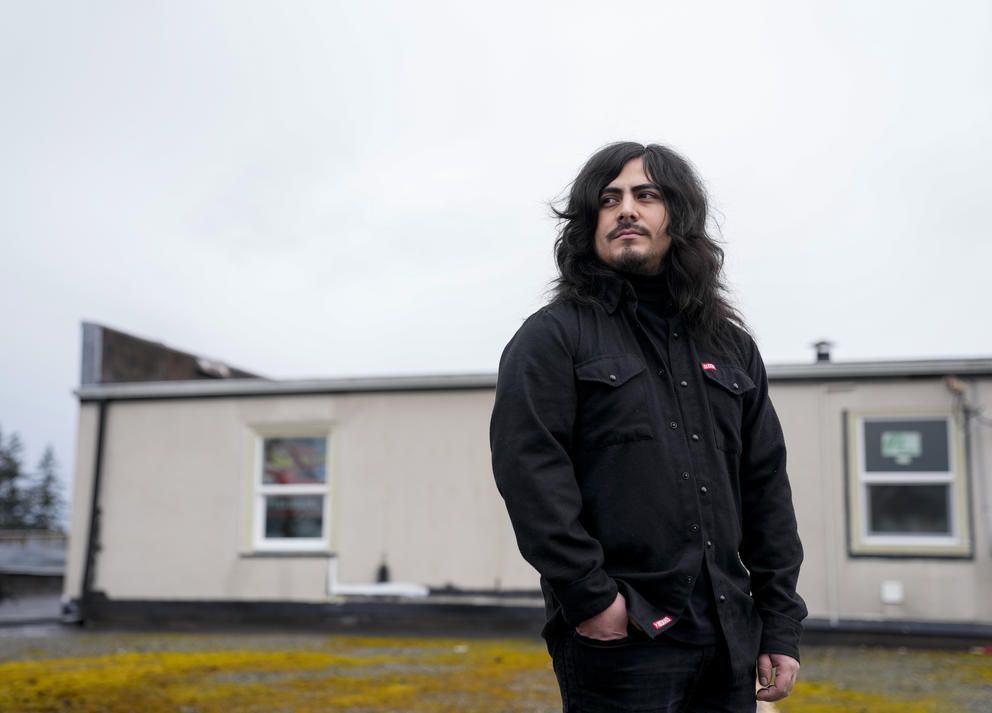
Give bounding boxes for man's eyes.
[599,192,658,205]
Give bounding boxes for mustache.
[607,223,649,240]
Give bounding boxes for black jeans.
[551,629,756,713]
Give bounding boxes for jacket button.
[705,540,713,548]
[681,472,690,480]
[733,382,739,389]
[700,486,708,494]
[691,433,700,441]
[673,332,680,339]
[719,594,726,603]
[690,524,699,533]
[657,369,665,377]
[670,421,678,430]
[609,374,617,381]
[680,380,688,387]
[686,576,693,584]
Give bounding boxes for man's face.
[593,157,671,276]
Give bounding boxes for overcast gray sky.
[2,0,991,506]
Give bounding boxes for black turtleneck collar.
[589,271,677,317]
[624,274,676,320]
[625,273,670,306]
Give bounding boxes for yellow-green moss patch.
[2,635,990,713]
[0,636,558,713]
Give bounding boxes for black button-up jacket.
[490,276,806,681]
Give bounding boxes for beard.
[609,244,665,276]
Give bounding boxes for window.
[847,412,970,557]
[253,432,332,551]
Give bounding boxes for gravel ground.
[0,625,989,713]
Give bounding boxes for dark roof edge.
[768,358,992,381]
[74,358,992,402]
[76,373,500,402]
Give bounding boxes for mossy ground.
[0,633,557,713]
[0,631,989,712]
[779,645,992,713]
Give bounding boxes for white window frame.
[847,411,970,557]
[251,428,333,553]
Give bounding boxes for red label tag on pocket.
[652,616,673,630]
[701,363,716,371]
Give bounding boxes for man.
[490,142,806,712]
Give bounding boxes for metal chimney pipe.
[813,340,833,363]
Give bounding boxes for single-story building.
[64,323,992,643]
[0,530,66,624]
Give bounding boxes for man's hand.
[575,592,628,641]
[755,652,800,702]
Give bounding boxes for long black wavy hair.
[551,141,748,350]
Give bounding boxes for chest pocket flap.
[701,365,756,395]
[575,354,646,387]
[573,354,652,449]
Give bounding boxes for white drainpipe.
[326,557,429,598]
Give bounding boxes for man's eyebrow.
[600,183,661,195]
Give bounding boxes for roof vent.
[813,340,833,363]
[196,357,232,378]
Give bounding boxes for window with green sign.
[847,412,970,557]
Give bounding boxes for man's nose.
[618,195,638,222]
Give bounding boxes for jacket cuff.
[554,569,618,626]
[758,610,803,662]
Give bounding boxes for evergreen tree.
[0,425,28,529]
[0,427,65,531]
[28,446,64,531]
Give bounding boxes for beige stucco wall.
[65,374,992,626]
[65,390,535,603]
[775,377,992,624]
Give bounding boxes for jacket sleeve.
[490,309,618,625]
[737,335,808,660]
